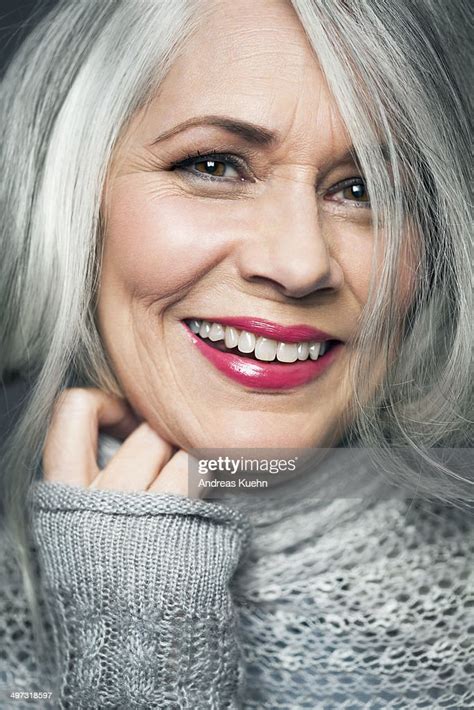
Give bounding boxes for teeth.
[297,342,309,360]
[224,326,239,349]
[199,320,211,338]
[189,319,201,333]
[188,319,331,362]
[208,322,225,341]
[276,342,298,363]
[255,337,277,361]
[309,342,321,360]
[238,330,256,353]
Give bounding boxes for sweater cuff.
[27,481,252,613]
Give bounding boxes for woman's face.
[98,0,393,449]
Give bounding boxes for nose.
[235,177,343,298]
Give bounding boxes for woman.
[0,0,472,707]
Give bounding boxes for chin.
[190,426,323,451]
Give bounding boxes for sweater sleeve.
[26,480,252,710]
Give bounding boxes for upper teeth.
[187,319,329,362]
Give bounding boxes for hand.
[42,387,202,497]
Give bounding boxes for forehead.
[133,0,348,156]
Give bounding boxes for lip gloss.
[182,321,343,390]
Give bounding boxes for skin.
[44,0,413,492]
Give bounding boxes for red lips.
[182,319,343,390]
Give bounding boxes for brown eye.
[192,158,239,178]
[194,159,227,176]
[172,152,248,182]
[326,178,371,208]
[342,182,370,202]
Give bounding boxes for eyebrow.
[150,115,280,147]
[149,114,389,173]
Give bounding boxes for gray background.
[0,0,57,76]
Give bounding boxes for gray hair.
[290,0,472,496]
[0,0,472,652]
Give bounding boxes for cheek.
[331,224,376,307]
[101,178,231,299]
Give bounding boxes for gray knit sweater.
[0,440,473,709]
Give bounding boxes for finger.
[147,449,203,499]
[43,388,139,486]
[89,422,174,492]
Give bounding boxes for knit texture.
[1,440,473,709]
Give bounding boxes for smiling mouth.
[184,318,340,364]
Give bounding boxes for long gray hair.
[0,0,472,651]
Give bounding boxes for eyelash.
[171,150,370,207]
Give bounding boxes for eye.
[172,152,247,181]
[327,178,371,207]
[192,158,239,178]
